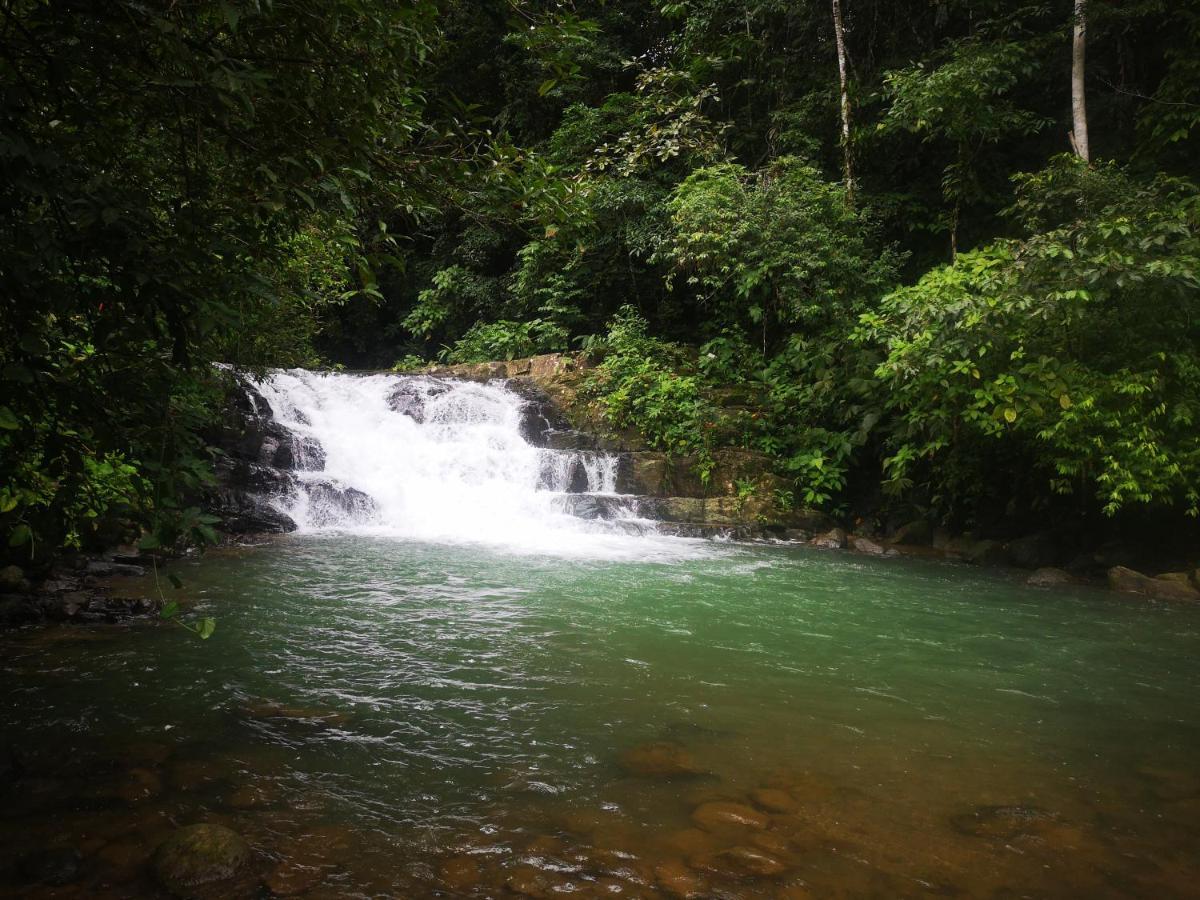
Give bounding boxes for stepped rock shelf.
[207,353,832,543]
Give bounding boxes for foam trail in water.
[251,369,708,560]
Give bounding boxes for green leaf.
[0,407,18,430]
[168,573,183,590]
[137,534,161,550]
[160,600,179,619]
[1003,408,1017,423]
[537,78,557,97]
[196,618,216,640]
[8,524,31,546]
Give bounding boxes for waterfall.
[245,369,694,558]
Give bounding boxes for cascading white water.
[249,369,699,559]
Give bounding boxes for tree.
[1070,0,1090,161]
[832,0,855,202]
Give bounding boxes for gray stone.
[811,527,846,550]
[1027,567,1074,588]
[1008,532,1060,569]
[849,535,886,555]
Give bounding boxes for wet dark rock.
[386,377,450,424]
[542,430,598,451]
[891,519,933,546]
[208,488,297,534]
[566,459,590,494]
[85,560,146,578]
[964,539,1009,567]
[557,495,629,521]
[811,527,847,550]
[272,433,325,471]
[302,482,377,527]
[1008,532,1061,570]
[18,847,83,885]
[951,805,1056,839]
[0,564,29,593]
[151,824,251,896]
[619,741,707,778]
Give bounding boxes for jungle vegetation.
[1,0,1197,554]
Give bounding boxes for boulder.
[891,520,933,546]
[0,564,29,593]
[849,535,886,556]
[616,453,669,496]
[749,787,798,814]
[1108,566,1200,602]
[964,539,1008,567]
[1007,532,1060,569]
[18,848,82,886]
[1026,567,1074,588]
[208,488,297,534]
[151,824,251,896]
[619,741,706,778]
[811,527,846,550]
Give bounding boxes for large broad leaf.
[196,618,217,640]
[0,407,18,430]
[8,524,31,546]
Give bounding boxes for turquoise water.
[3,536,1199,897]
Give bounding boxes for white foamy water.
[249,369,709,560]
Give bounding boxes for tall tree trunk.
[1070,0,1090,161]
[832,0,854,203]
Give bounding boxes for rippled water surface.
[3,536,1200,897]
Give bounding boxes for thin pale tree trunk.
[1070,0,1090,161]
[832,0,855,203]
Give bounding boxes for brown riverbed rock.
[263,860,327,896]
[951,805,1057,840]
[691,801,769,832]
[169,759,230,793]
[619,741,706,778]
[115,767,163,803]
[690,844,789,879]
[438,855,482,891]
[151,824,251,896]
[655,859,704,898]
[750,787,798,814]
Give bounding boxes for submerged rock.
[951,805,1056,839]
[18,847,83,886]
[151,824,251,896]
[619,741,707,778]
[750,787,798,814]
[691,801,769,831]
[691,844,789,878]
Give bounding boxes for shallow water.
[3,536,1199,898]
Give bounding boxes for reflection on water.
[2,536,1199,897]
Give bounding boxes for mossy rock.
[151,824,251,896]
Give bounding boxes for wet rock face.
[1109,565,1200,602]
[505,376,572,447]
[386,377,451,423]
[206,376,325,536]
[151,824,251,895]
[302,482,377,527]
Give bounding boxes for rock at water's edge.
[1108,566,1200,602]
[151,824,251,895]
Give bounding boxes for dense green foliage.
[2,0,1198,554]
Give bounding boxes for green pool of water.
[3,536,1199,897]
